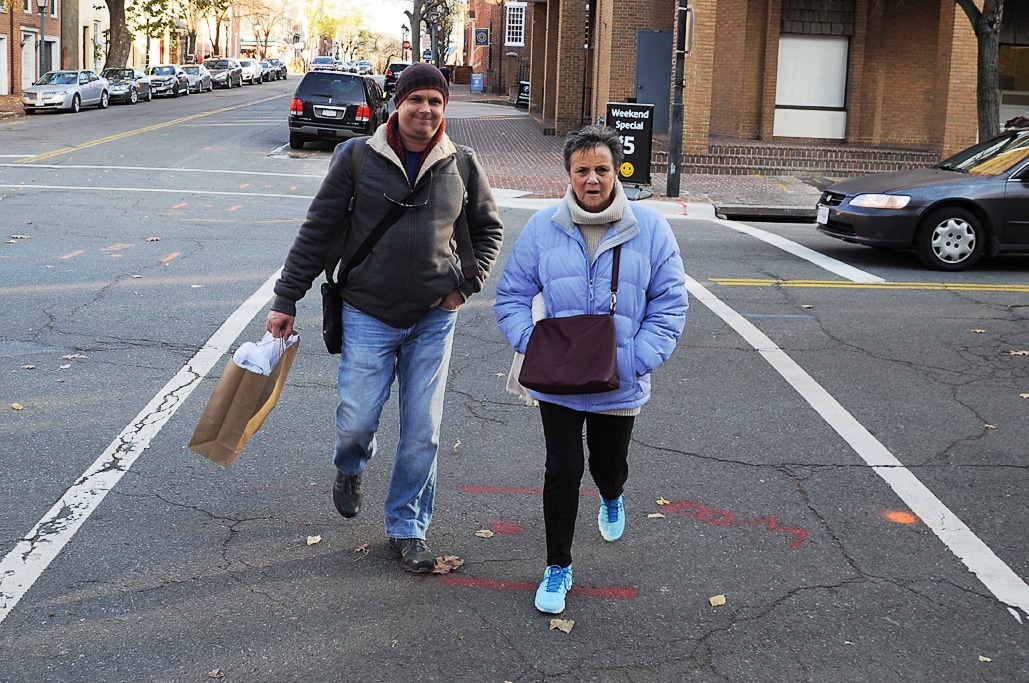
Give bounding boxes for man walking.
[266,64,503,572]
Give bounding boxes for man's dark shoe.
[332,471,362,518]
[388,537,435,573]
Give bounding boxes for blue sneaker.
[598,495,625,541]
[534,565,573,614]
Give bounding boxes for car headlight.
[849,194,911,209]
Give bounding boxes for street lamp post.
[401,24,409,61]
[36,0,48,77]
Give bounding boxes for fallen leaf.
[801,304,813,309]
[62,354,88,359]
[306,535,321,546]
[496,372,505,378]
[709,594,727,607]
[132,274,143,279]
[21,365,35,370]
[207,670,225,679]
[354,543,369,553]
[1021,394,1029,399]
[648,513,666,519]
[971,329,986,334]
[10,234,30,239]
[549,618,574,633]
[985,424,996,429]
[191,285,203,289]
[11,403,24,410]
[452,440,461,452]
[656,497,670,505]
[475,529,495,538]
[58,364,71,370]
[1010,350,1029,356]
[979,655,992,662]
[432,555,464,574]
[146,236,161,242]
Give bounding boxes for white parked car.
[22,70,110,114]
[238,58,262,84]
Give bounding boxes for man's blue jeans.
[333,302,458,540]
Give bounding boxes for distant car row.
[21,58,289,114]
[309,56,374,75]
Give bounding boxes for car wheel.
[183,83,190,96]
[146,87,153,102]
[173,83,180,97]
[915,206,986,271]
[70,94,81,113]
[129,88,138,105]
[289,133,305,150]
[24,108,36,115]
[100,90,110,109]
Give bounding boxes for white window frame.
[505,2,526,47]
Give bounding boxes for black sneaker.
[388,537,435,573]
[332,471,362,518]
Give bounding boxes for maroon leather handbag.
[518,246,622,395]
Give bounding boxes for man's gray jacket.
[271,124,504,328]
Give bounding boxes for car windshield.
[151,66,175,75]
[207,60,228,69]
[103,69,134,80]
[313,57,333,64]
[938,132,1029,177]
[36,72,77,85]
[184,66,199,74]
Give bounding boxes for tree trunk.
[104,0,133,69]
[956,0,1005,140]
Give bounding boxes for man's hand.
[266,311,296,339]
[439,289,464,311]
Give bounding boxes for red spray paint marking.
[443,575,636,599]
[489,520,523,535]
[662,500,808,550]
[458,485,599,497]
[60,250,84,259]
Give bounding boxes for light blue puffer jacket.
[494,196,688,412]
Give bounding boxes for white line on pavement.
[0,270,281,626]
[685,274,1029,622]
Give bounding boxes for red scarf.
[386,112,447,181]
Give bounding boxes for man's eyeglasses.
[383,170,433,208]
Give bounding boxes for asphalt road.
[0,78,1027,682]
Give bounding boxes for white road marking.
[685,274,1029,621]
[0,270,281,625]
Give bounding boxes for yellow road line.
[16,94,287,164]
[710,278,1029,293]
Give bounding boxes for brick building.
[2,0,60,96]
[465,0,532,98]
[517,0,1029,170]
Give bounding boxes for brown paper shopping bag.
[188,336,299,467]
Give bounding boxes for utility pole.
[666,2,693,198]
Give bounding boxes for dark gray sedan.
[101,68,152,104]
[148,64,190,97]
[816,129,1029,270]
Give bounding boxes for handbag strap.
[451,149,480,281]
[324,138,368,287]
[608,245,621,315]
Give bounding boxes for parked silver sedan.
[184,64,213,93]
[22,70,110,114]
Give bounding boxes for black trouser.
[538,401,636,568]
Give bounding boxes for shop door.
[634,29,672,133]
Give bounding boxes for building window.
[505,2,526,47]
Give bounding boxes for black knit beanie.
[393,63,450,107]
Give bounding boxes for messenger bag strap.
[451,149,481,281]
[608,245,621,315]
[324,138,369,287]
